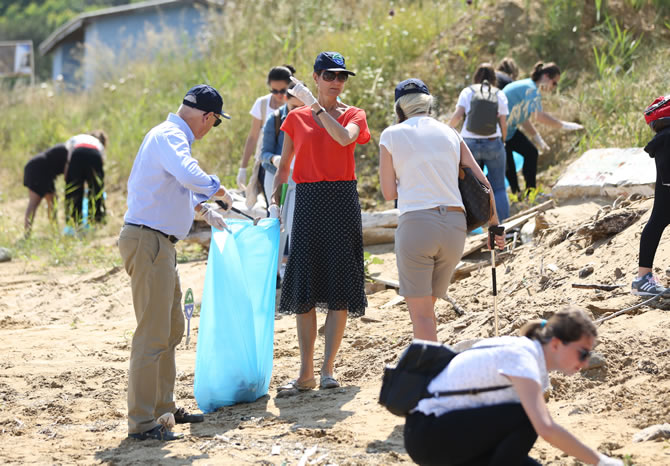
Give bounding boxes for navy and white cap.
[313,52,356,76]
[395,78,430,101]
[183,84,231,119]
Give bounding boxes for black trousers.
[639,156,670,268]
[65,147,105,225]
[404,403,541,466]
[505,131,538,194]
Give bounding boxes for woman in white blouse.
[379,78,503,341]
[403,306,623,466]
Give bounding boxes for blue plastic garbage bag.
[194,218,280,413]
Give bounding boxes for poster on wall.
[0,41,34,83]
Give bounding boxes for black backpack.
[465,80,500,136]
[378,340,511,417]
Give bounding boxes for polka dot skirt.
[279,180,367,317]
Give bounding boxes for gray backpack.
[465,80,499,136]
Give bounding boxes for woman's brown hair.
[473,63,497,86]
[531,61,561,82]
[497,57,519,79]
[520,306,597,344]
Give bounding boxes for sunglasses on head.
[212,114,222,127]
[270,88,287,95]
[321,70,349,82]
[577,347,591,362]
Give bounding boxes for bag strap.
[432,384,511,397]
[274,108,282,144]
[426,344,512,399]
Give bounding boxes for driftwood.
[575,209,643,243]
[461,210,546,258]
[363,227,396,246]
[361,209,399,229]
[444,294,466,316]
[505,200,554,222]
[572,283,625,291]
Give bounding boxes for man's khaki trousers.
[119,225,184,434]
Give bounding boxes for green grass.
[1,0,669,267]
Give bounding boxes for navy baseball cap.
[395,78,430,101]
[313,52,356,76]
[183,84,231,119]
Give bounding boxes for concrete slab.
[552,147,656,199]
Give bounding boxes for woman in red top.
[272,52,370,394]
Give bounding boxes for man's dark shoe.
[128,425,183,441]
[174,407,204,424]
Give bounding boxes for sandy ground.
[1,196,670,465]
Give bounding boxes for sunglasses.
[321,70,349,82]
[270,88,288,95]
[212,114,222,127]
[577,347,591,362]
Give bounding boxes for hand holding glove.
[561,121,584,131]
[268,204,280,219]
[200,203,228,231]
[289,76,318,107]
[596,453,624,466]
[531,133,550,154]
[237,167,247,190]
[271,155,282,169]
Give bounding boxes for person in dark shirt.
[23,130,107,236]
[632,98,670,296]
[495,57,519,90]
[23,144,68,235]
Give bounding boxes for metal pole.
[488,225,505,336]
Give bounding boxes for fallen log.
[461,211,543,258]
[361,209,399,229]
[363,227,396,246]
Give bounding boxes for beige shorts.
[395,207,467,297]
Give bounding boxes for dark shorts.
[23,157,55,197]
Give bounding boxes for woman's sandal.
[319,375,340,389]
[276,378,316,397]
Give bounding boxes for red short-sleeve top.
[280,105,370,183]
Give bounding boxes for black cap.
[395,78,430,101]
[313,52,356,76]
[183,84,231,119]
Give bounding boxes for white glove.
[237,167,247,190]
[596,453,624,466]
[271,155,281,169]
[268,204,280,218]
[561,121,584,131]
[531,133,550,154]
[200,204,228,231]
[212,188,233,211]
[289,76,317,107]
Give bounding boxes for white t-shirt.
[379,116,464,215]
[456,86,509,139]
[65,134,105,160]
[416,336,549,417]
[249,94,274,160]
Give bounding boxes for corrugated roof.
[39,0,223,56]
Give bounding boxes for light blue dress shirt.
[124,113,220,239]
[503,78,543,141]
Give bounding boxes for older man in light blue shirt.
[119,84,232,442]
